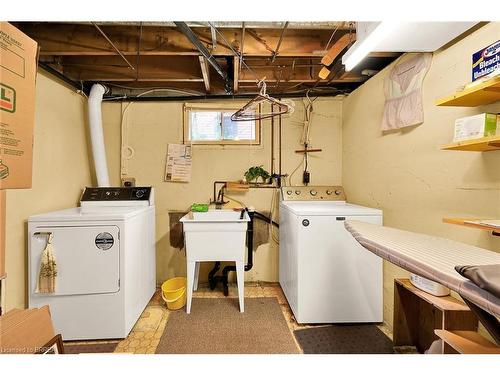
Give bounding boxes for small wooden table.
[393,278,478,353]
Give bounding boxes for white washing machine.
[279,186,383,324]
[28,187,156,340]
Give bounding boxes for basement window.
[184,104,260,145]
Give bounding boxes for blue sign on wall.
[472,40,500,81]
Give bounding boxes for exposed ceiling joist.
[14,21,404,99]
[21,23,349,57]
[87,21,353,30]
[233,56,239,93]
[199,56,210,92]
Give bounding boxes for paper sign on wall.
[164,143,192,182]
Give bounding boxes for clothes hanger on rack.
[231,80,294,121]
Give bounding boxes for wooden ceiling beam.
[16,23,353,58]
[233,56,239,93]
[55,55,211,81]
[321,33,351,66]
[199,56,211,92]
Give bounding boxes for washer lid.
[280,201,382,216]
[28,206,151,222]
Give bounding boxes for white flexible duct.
[88,84,110,187]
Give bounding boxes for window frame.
[183,103,261,146]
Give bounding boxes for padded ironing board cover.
[344,220,500,319]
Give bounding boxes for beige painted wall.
[5,71,93,310]
[101,97,343,284]
[343,22,500,330]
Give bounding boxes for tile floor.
[108,282,394,354]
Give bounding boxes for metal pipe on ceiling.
[173,21,230,92]
[101,90,349,102]
[239,22,245,74]
[91,22,135,70]
[271,21,289,62]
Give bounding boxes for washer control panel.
[281,186,346,201]
[81,187,152,202]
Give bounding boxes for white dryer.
[279,186,382,324]
[28,187,156,340]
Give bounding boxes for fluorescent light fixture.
[342,22,400,71]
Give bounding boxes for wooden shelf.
[435,330,500,354]
[393,279,478,354]
[441,135,500,152]
[396,279,470,312]
[435,76,500,107]
[443,217,500,235]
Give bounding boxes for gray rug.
[156,297,300,354]
[294,324,394,354]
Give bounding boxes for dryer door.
[30,226,120,296]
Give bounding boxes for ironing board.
[344,220,500,343]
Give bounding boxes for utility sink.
[187,209,250,222]
[180,209,250,245]
[180,209,249,313]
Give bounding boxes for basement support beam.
[199,56,211,92]
[174,21,229,92]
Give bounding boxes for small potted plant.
[244,165,271,184]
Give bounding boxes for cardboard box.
[453,113,499,142]
[0,306,55,354]
[0,190,5,278]
[0,22,38,189]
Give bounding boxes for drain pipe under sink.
[208,210,255,296]
[88,83,110,187]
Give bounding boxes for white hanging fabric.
[381,53,432,131]
[35,233,57,294]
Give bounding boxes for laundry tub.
[180,209,250,313]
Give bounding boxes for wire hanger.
[231,79,294,121]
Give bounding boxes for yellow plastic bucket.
[161,277,187,310]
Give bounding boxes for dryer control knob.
[295,190,301,195]
[310,189,317,196]
[334,190,342,196]
[286,190,293,195]
[326,190,333,195]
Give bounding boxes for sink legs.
[186,260,245,314]
[186,261,196,314]
[193,262,200,291]
[236,261,244,313]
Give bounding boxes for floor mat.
[64,341,118,354]
[294,324,394,354]
[156,297,300,354]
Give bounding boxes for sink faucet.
[240,207,248,219]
